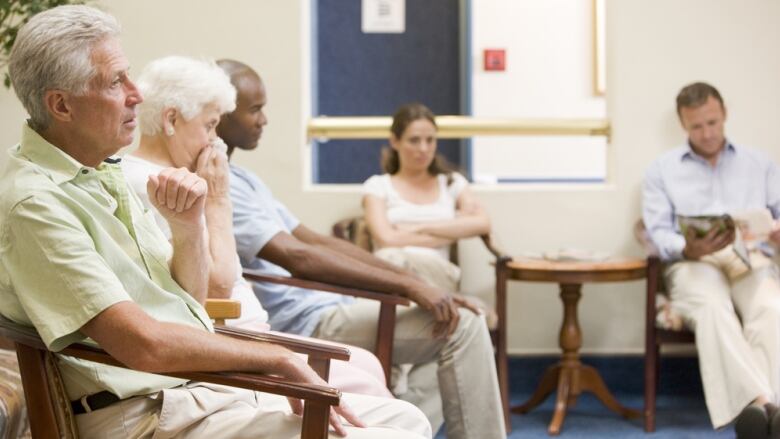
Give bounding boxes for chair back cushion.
[10,341,78,438]
[44,352,78,438]
[0,348,30,439]
[332,217,374,252]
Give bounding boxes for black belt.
[71,390,121,415]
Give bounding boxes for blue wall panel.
[315,0,463,183]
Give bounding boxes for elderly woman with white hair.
[122,55,393,398]
[123,55,258,324]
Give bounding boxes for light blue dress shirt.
[229,164,353,336]
[642,141,780,261]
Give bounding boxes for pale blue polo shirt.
[229,164,353,336]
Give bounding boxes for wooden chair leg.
[644,256,659,433]
[14,344,61,438]
[301,401,331,439]
[375,303,396,387]
[495,258,511,432]
[308,357,331,381]
[496,329,510,428]
[644,339,658,432]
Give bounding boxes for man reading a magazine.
[642,82,780,438]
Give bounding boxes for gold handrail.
[308,116,610,140]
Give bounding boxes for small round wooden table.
[495,257,645,435]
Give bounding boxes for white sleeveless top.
[121,154,270,330]
[362,172,468,260]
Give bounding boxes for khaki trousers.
[372,247,456,432]
[75,382,431,439]
[312,298,506,439]
[373,248,460,292]
[665,254,780,428]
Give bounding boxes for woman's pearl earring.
[165,127,175,136]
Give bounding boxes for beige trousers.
[372,247,455,432]
[373,248,460,292]
[665,252,780,428]
[75,382,431,439]
[312,298,506,439]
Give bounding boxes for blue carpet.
[435,356,733,438]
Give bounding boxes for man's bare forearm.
[261,233,431,298]
[295,246,420,295]
[295,226,408,275]
[137,321,294,374]
[82,302,303,377]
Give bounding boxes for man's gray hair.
[8,5,120,130]
[137,56,236,136]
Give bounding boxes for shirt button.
[81,169,88,175]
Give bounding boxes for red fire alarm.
[484,49,506,71]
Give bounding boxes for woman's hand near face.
[195,139,231,201]
[193,137,238,298]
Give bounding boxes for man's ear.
[43,90,73,122]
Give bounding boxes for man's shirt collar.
[679,140,736,163]
[17,122,121,185]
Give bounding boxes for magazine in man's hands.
[731,208,776,242]
[677,214,735,238]
[677,214,751,269]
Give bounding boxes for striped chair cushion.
[0,349,29,439]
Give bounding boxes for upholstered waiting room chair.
[0,299,345,439]
[634,220,696,432]
[331,216,511,428]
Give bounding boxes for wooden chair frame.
[331,216,511,429]
[241,270,409,386]
[634,220,695,432]
[0,303,347,439]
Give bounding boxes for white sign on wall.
[362,0,405,34]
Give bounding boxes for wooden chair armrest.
[480,234,510,262]
[240,269,406,385]
[214,326,350,361]
[0,318,339,405]
[205,298,242,323]
[64,343,340,404]
[242,270,410,306]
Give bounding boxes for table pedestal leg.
[579,364,639,419]
[513,283,640,435]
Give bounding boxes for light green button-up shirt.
[0,124,214,400]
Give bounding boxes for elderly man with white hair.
[0,5,430,438]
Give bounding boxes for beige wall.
[1,0,778,354]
